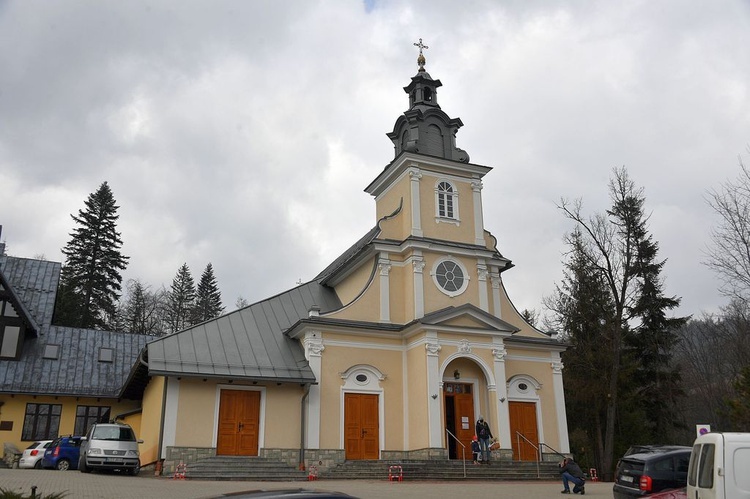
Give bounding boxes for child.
[471,435,481,464]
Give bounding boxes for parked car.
[18,440,53,469]
[79,422,142,475]
[613,446,691,498]
[41,436,82,471]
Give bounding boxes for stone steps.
[182,456,561,481]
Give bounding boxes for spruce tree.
[55,181,129,329]
[165,263,196,333]
[548,167,686,478]
[193,263,224,323]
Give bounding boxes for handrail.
[540,442,567,461]
[514,431,541,478]
[445,429,467,478]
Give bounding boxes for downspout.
[299,383,311,470]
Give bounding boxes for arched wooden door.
[443,382,475,460]
[508,401,539,461]
[344,393,379,460]
[216,390,260,456]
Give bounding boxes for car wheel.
[79,458,91,473]
[56,459,70,471]
[129,461,141,476]
[34,460,43,469]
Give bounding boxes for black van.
[613,446,691,498]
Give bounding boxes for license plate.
[620,475,634,483]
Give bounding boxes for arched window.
[436,180,458,220]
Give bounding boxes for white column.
[490,271,502,319]
[492,343,511,450]
[477,261,489,313]
[161,377,179,457]
[412,254,425,319]
[551,357,571,453]
[472,180,485,246]
[425,335,443,448]
[409,168,423,237]
[379,257,391,322]
[303,330,325,449]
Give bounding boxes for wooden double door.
[344,393,379,460]
[217,390,260,456]
[444,382,475,460]
[509,401,539,461]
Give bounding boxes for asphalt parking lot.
[0,468,614,498]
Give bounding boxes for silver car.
[79,423,142,475]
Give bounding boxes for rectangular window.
[74,405,111,435]
[0,325,21,358]
[43,344,60,359]
[21,403,62,441]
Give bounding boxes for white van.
[79,422,143,475]
[687,432,750,498]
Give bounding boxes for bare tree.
[705,148,750,301]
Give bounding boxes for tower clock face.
[435,260,464,293]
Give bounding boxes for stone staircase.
[182,456,561,481]
[319,459,561,481]
[184,456,308,481]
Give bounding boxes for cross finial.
[413,38,429,71]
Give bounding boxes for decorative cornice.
[490,275,501,289]
[409,168,423,181]
[471,180,483,192]
[551,361,564,374]
[477,265,489,281]
[303,330,325,357]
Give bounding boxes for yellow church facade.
[136,52,570,473]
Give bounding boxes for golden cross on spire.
[413,38,429,71]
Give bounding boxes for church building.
[137,46,570,472]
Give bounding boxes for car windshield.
[91,426,136,441]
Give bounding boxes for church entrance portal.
[443,382,475,460]
[216,389,260,456]
[509,401,539,461]
[344,393,379,460]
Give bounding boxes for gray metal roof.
[146,280,341,383]
[0,254,152,399]
[0,256,61,335]
[0,325,151,397]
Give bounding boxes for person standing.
[558,457,586,494]
[475,416,493,464]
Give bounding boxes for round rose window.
[435,260,464,292]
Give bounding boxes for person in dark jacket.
[475,416,493,463]
[471,435,480,464]
[559,457,586,494]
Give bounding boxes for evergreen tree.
[547,167,686,479]
[54,181,129,329]
[193,263,224,323]
[166,263,196,333]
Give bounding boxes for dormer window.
[435,180,459,224]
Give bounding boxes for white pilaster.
[551,356,571,453]
[490,272,502,319]
[161,377,180,458]
[303,330,325,449]
[477,262,489,312]
[472,180,485,246]
[412,254,425,319]
[425,334,443,448]
[409,168,423,237]
[379,257,391,322]
[492,343,511,449]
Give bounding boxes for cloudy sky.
[1,1,749,321]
